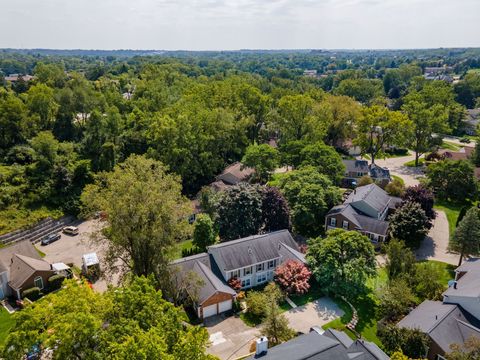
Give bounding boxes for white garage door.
[203,304,217,318]
[219,299,232,313]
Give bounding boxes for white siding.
[203,304,217,318]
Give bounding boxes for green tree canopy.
[306,229,376,299]
[242,143,279,183]
[451,207,480,266]
[389,202,431,248]
[81,155,191,284]
[2,277,217,360]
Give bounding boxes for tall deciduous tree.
[275,167,342,237]
[451,207,480,266]
[2,277,217,360]
[216,183,263,241]
[402,94,449,166]
[389,202,431,248]
[377,279,416,321]
[385,239,417,282]
[261,186,292,232]
[307,229,376,299]
[299,141,345,184]
[426,160,477,203]
[193,213,217,252]
[402,185,436,220]
[81,155,191,283]
[354,106,412,164]
[260,283,295,346]
[242,143,279,183]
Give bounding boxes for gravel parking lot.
[41,219,119,292]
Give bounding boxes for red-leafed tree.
[274,260,311,295]
[228,276,242,291]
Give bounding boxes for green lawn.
[404,158,425,167]
[434,200,463,239]
[0,206,63,236]
[417,260,456,285]
[391,175,405,186]
[174,239,195,259]
[0,307,15,348]
[323,268,388,347]
[441,141,462,151]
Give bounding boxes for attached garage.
[202,304,218,318]
[219,299,232,313]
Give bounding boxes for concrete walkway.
[416,210,459,265]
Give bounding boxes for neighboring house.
[437,146,474,161]
[325,184,401,243]
[398,259,480,359]
[397,301,480,360]
[342,160,391,187]
[172,230,305,319]
[462,109,480,136]
[4,74,35,82]
[0,240,55,299]
[215,162,254,186]
[247,327,389,360]
[443,258,480,320]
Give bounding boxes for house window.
[243,266,252,276]
[342,221,349,229]
[241,278,251,288]
[230,270,240,279]
[329,218,336,227]
[257,273,267,284]
[256,263,264,272]
[268,260,275,269]
[34,276,43,290]
[357,172,364,177]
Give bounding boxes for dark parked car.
[460,137,471,143]
[41,232,61,246]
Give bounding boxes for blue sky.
[1,0,479,50]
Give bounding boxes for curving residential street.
[372,152,423,187]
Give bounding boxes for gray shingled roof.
[208,230,301,272]
[345,184,392,214]
[353,214,389,236]
[193,261,236,304]
[247,330,389,360]
[324,329,354,349]
[216,162,254,185]
[397,300,480,353]
[170,252,235,305]
[247,331,351,360]
[343,160,369,174]
[327,205,362,229]
[0,240,41,273]
[444,260,480,298]
[278,243,306,264]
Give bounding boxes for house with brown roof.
[215,162,254,186]
[0,240,55,299]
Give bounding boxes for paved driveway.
[416,210,459,265]
[373,153,423,187]
[284,297,343,334]
[41,219,119,292]
[205,314,259,360]
[206,297,342,360]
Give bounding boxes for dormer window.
[329,218,337,227]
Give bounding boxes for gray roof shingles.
[345,184,392,214]
[208,230,301,272]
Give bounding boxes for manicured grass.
[417,260,456,285]
[434,200,463,239]
[323,268,388,347]
[441,141,461,151]
[0,307,15,348]
[174,239,195,259]
[391,175,405,186]
[287,280,324,308]
[404,158,425,167]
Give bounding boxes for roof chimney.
[256,337,268,356]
